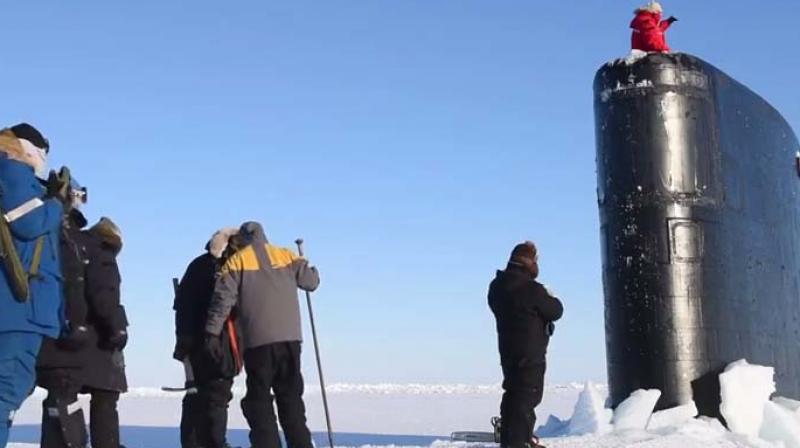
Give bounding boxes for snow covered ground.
[11,382,582,436]
[9,361,800,448]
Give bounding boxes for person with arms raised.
[489,242,563,448]
[0,123,67,448]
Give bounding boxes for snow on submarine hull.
[594,52,800,417]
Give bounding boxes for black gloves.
[102,329,128,351]
[205,333,224,361]
[173,335,195,361]
[666,16,678,24]
[46,167,71,204]
[58,325,89,351]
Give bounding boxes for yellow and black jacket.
[205,222,320,349]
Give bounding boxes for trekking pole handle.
[295,238,305,257]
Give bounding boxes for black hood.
[494,265,535,293]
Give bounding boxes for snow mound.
[719,359,776,437]
[612,389,661,431]
[623,49,650,65]
[606,49,650,67]
[760,401,800,448]
[531,359,800,446]
[648,401,698,430]
[566,381,613,435]
[773,396,800,419]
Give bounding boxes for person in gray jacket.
[205,222,319,448]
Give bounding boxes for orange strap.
[226,318,243,372]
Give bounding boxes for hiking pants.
[198,379,234,448]
[241,342,312,448]
[0,332,43,448]
[180,379,234,448]
[180,390,202,448]
[500,361,546,448]
[39,369,87,448]
[83,388,120,448]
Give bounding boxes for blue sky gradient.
[1,1,798,386]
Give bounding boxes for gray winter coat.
[205,222,319,349]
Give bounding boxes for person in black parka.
[37,205,92,448]
[80,217,128,448]
[488,242,563,448]
[173,228,242,448]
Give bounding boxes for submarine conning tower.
[594,52,800,417]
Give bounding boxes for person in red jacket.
[631,1,677,53]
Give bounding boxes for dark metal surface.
[594,53,800,416]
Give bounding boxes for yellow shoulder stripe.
[220,245,298,273]
[220,245,260,274]
[240,246,260,271]
[266,245,298,269]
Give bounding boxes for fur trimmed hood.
[635,1,663,14]
[0,127,48,175]
[0,129,26,160]
[0,123,50,174]
[90,217,123,255]
[207,227,239,259]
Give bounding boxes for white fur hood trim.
[208,227,239,259]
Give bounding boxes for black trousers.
[241,342,312,448]
[83,388,120,448]
[500,361,546,448]
[180,378,234,448]
[39,370,87,448]
[180,391,202,448]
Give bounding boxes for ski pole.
[295,238,334,448]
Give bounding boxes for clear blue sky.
[1,1,798,387]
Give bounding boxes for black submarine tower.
[594,52,800,416]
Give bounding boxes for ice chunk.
[647,401,698,430]
[773,396,800,420]
[536,414,569,438]
[566,381,612,435]
[719,359,775,437]
[760,401,800,448]
[612,389,661,431]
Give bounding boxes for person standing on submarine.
[489,242,563,448]
[631,1,678,53]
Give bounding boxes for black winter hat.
[10,123,49,151]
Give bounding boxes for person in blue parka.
[0,123,69,448]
